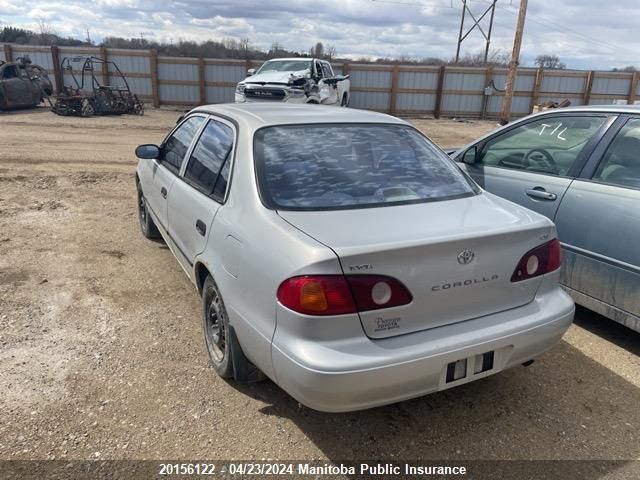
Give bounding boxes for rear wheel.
[81,98,94,117]
[202,276,234,378]
[341,93,349,107]
[136,181,160,239]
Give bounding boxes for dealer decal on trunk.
[375,317,401,332]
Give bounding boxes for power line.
[493,1,629,55]
[370,0,636,60]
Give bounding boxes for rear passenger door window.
[480,116,606,176]
[592,117,640,189]
[160,116,205,175]
[184,119,235,202]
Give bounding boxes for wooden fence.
[2,43,638,118]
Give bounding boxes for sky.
[0,0,638,70]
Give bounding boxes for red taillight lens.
[277,276,356,316]
[511,238,562,282]
[345,275,413,312]
[277,275,412,316]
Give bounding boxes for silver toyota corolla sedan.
[134,103,574,412]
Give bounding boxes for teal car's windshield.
[257,60,312,74]
[254,124,478,211]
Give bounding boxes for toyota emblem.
[457,250,475,265]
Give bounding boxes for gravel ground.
[0,108,638,477]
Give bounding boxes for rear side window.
[254,124,477,210]
[184,120,234,201]
[161,116,205,174]
[593,118,640,189]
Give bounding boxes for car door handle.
[195,219,206,236]
[160,187,167,199]
[525,188,557,201]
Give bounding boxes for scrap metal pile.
[51,56,144,117]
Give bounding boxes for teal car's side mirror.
[462,146,479,165]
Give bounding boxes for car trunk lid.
[278,193,554,339]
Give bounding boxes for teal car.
[453,106,640,333]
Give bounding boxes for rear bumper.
[271,286,574,412]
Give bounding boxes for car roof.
[261,57,316,61]
[191,103,408,127]
[528,104,640,116]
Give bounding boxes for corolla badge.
[457,250,475,265]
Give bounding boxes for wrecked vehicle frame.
[51,56,144,117]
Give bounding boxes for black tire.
[202,275,234,378]
[341,93,349,107]
[136,181,160,239]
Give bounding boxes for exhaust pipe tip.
[522,360,535,367]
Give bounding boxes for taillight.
[277,275,412,316]
[277,276,356,316]
[345,275,412,312]
[511,238,562,282]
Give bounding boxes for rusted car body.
[0,57,52,110]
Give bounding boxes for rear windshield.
[254,124,478,210]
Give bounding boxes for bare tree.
[36,19,56,45]
[451,49,509,67]
[612,65,637,72]
[534,54,566,69]
[310,42,324,58]
[325,44,337,61]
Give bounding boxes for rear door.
[142,115,205,232]
[460,114,610,220]
[555,116,640,324]
[168,116,235,269]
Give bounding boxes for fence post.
[583,70,594,105]
[530,68,543,113]
[481,67,493,120]
[50,45,63,94]
[149,48,160,109]
[100,47,110,86]
[198,58,206,105]
[3,44,12,62]
[390,64,399,115]
[434,65,446,119]
[628,72,639,105]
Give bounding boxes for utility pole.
[500,0,528,124]
[455,0,498,64]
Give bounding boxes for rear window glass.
[254,124,477,210]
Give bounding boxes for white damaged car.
[235,58,350,106]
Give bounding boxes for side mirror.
[462,146,479,165]
[135,144,160,160]
[247,68,255,76]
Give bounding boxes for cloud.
[2,0,639,69]
[0,0,25,15]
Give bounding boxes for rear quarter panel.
[193,121,343,381]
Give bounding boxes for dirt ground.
[0,108,639,476]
